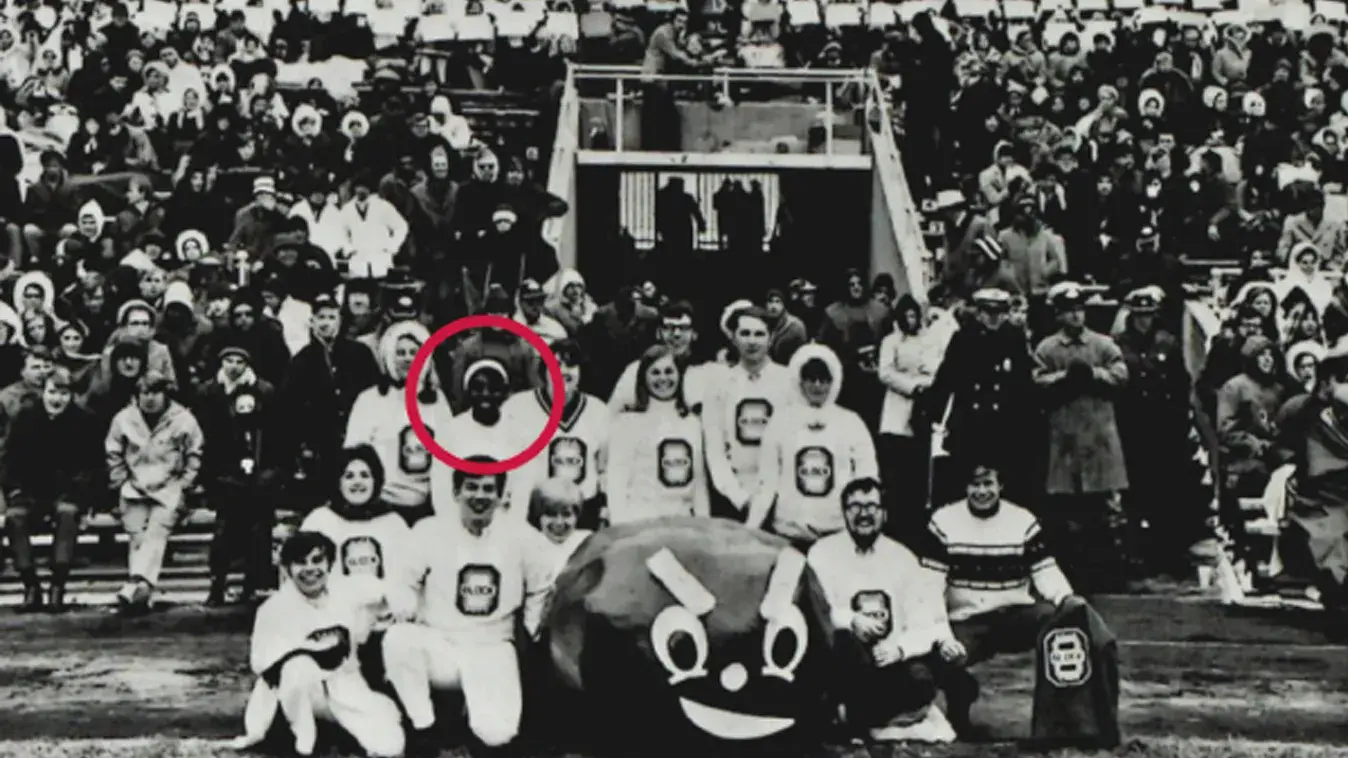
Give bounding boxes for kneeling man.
[924,463,1086,734]
[382,456,556,755]
[807,477,964,743]
[238,531,406,757]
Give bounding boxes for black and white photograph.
[0,1,1345,758]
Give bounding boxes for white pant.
[381,623,522,747]
[120,496,179,585]
[347,249,393,279]
[239,658,405,758]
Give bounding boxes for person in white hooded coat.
[745,343,879,545]
[344,321,454,527]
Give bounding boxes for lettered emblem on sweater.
[341,536,384,578]
[735,399,773,445]
[850,590,892,638]
[549,437,588,483]
[657,438,694,487]
[1042,627,1091,688]
[794,447,835,497]
[399,425,432,474]
[456,564,502,616]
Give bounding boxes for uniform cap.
[1048,281,1085,310]
[971,288,1012,309]
[1124,287,1163,313]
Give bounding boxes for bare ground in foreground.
[0,596,1344,756]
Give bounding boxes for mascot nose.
[720,663,748,693]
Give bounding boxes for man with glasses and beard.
[808,477,964,743]
[608,300,708,412]
[2,368,102,612]
[379,455,556,756]
[105,371,206,615]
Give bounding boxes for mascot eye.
[651,604,710,685]
[761,605,808,682]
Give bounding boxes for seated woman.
[1216,335,1295,498]
[229,531,405,758]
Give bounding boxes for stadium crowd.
[0,0,1346,751]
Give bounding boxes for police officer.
[921,288,1038,507]
[1115,287,1197,575]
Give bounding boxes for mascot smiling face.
[543,518,833,753]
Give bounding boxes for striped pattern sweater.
[923,500,1072,622]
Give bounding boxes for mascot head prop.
[543,518,833,753]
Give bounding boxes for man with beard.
[808,477,963,743]
[608,300,708,411]
[280,295,381,505]
[380,456,555,756]
[2,368,102,612]
[765,287,807,363]
[921,289,1036,506]
[923,464,1084,737]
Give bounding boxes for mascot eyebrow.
[645,547,807,622]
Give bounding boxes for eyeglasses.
[843,500,883,512]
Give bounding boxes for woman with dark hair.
[604,344,708,524]
[299,445,412,594]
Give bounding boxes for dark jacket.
[2,403,104,504]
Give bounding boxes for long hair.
[624,344,691,417]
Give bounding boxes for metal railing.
[569,63,871,155]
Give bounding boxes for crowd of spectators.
[1,0,1348,632]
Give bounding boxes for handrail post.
[824,80,834,155]
[616,77,625,153]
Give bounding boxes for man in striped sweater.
[921,463,1085,735]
